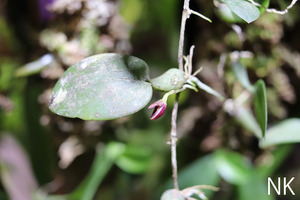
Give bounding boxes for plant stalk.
[170,94,179,190]
[178,0,190,71]
[170,0,191,190]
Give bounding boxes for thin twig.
[178,0,190,71]
[178,0,211,70]
[171,0,191,190]
[248,0,298,15]
[170,94,179,189]
[188,9,212,23]
[192,66,203,77]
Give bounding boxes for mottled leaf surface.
[49,53,152,120]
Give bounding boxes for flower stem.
[178,0,190,71]
[170,0,191,190]
[171,94,179,190]
[162,89,185,102]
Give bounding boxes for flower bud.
[148,100,167,120]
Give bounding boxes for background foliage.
[0,0,300,199]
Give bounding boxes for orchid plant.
[48,44,224,200]
[49,46,223,121]
[47,0,284,199]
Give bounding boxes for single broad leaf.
[49,53,153,120]
[223,0,260,23]
[260,119,300,148]
[215,149,252,185]
[232,62,255,92]
[254,79,267,137]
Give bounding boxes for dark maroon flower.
[148,100,167,120]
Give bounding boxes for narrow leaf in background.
[70,145,115,200]
[232,62,255,92]
[15,54,54,77]
[254,79,268,137]
[234,106,262,139]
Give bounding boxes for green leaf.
[0,60,18,90]
[49,53,153,120]
[234,106,262,139]
[216,3,244,23]
[237,175,274,200]
[15,54,54,77]
[256,0,270,13]
[34,193,68,200]
[254,80,267,137]
[215,149,252,185]
[71,145,115,200]
[114,144,151,174]
[260,119,300,148]
[178,154,220,190]
[190,77,224,101]
[105,142,151,174]
[105,142,126,160]
[232,62,255,92]
[0,191,9,200]
[151,68,185,92]
[223,0,260,23]
[120,0,144,24]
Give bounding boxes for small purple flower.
[148,100,167,120]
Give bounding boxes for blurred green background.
[0,0,300,199]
